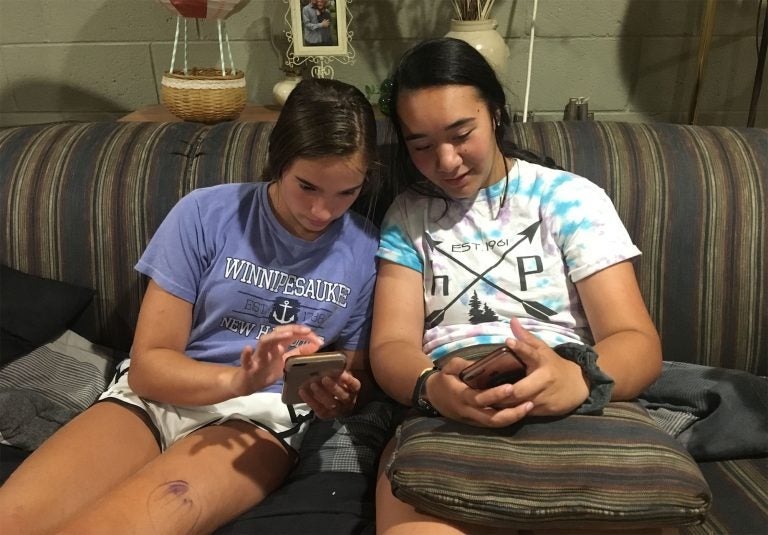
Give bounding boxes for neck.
[489,150,512,187]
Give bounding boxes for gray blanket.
[0,389,78,450]
[638,361,768,461]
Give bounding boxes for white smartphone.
[281,351,347,405]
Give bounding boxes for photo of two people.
[301,0,337,47]
[290,0,348,57]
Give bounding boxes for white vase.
[445,19,510,78]
[272,75,302,107]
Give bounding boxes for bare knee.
[0,486,51,535]
[146,479,203,533]
[0,497,43,535]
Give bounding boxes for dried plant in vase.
[451,0,497,21]
[446,0,509,76]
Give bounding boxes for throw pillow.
[386,402,711,530]
[0,330,118,450]
[0,265,95,365]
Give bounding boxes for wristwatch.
[411,366,441,416]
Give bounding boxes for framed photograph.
[290,0,348,57]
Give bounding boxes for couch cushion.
[681,458,768,535]
[0,122,271,351]
[0,265,94,365]
[387,402,711,530]
[0,330,118,450]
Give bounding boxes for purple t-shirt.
[136,183,378,391]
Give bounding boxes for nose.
[436,143,461,173]
[310,198,332,221]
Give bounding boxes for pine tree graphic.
[481,303,499,322]
[468,291,499,324]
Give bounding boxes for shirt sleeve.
[543,174,641,283]
[335,263,376,351]
[376,197,424,273]
[135,191,210,303]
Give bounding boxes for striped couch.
[0,120,766,534]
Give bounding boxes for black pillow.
[0,265,94,365]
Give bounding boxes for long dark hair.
[388,38,560,201]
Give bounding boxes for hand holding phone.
[281,351,347,405]
[459,346,526,390]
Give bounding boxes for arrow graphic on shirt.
[423,221,556,328]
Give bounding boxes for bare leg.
[57,419,295,535]
[0,401,160,534]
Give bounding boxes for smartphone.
[281,351,347,405]
[459,346,526,390]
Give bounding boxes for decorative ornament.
[155,0,249,122]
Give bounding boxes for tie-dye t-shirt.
[377,160,641,360]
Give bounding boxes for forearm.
[576,261,663,400]
[370,262,432,406]
[128,349,241,406]
[592,329,662,400]
[371,340,432,406]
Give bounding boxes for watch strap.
[411,366,441,416]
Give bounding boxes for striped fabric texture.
[1,120,764,375]
[387,402,711,529]
[0,122,273,352]
[682,458,768,535]
[505,121,768,376]
[0,330,114,413]
[0,120,766,533]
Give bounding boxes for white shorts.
[98,360,314,453]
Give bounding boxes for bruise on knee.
[147,480,202,532]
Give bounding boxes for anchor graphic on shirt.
[271,298,299,324]
[424,220,556,328]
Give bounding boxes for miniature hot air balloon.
[157,0,245,20]
[157,0,248,123]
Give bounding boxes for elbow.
[126,366,148,399]
[647,330,664,383]
[368,340,386,381]
[627,331,663,398]
[605,330,663,401]
[125,349,151,398]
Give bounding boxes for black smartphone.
[281,351,347,405]
[458,346,526,390]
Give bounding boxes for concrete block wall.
[0,0,765,127]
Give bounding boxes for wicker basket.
[161,68,247,123]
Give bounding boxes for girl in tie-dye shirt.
[371,38,663,533]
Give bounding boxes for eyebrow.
[403,117,476,142]
[296,176,363,194]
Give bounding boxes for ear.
[491,109,502,129]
